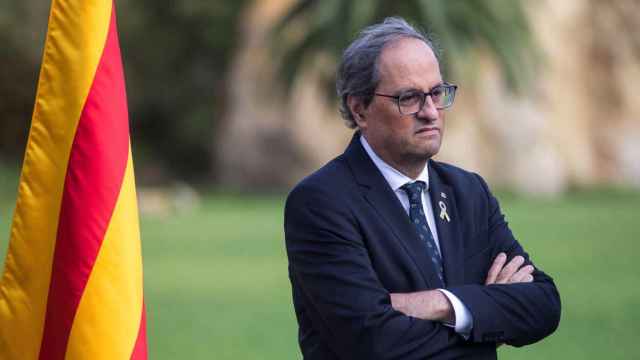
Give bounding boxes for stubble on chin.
[394,141,438,174]
[407,136,441,161]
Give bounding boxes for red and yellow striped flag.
[0,0,147,359]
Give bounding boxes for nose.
[415,95,439,122]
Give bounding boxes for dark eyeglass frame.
[374,83,458,115]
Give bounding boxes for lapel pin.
[438,200,450,222]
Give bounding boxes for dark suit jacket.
[284,134,561,359]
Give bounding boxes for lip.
[415,126,440,135]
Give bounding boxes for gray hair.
[336,17,440,128]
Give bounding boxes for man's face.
[354,37,445,172]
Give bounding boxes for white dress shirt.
[360,135,473,337]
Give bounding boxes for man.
[284,17,560,359]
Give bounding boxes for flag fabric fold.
[0,0,147,359]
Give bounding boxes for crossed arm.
[390,253,535,324]
[391,176,562,346]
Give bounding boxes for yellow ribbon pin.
[439,201,450,222]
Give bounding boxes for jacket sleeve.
[284,182,461,360]
[447,174,561,346]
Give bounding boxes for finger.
[485,252,507,285]
[495,256,525,284]
[496,256,525,283]
[510,265,534,283]
[509,264,534,283]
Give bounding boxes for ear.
[347,95,368,129]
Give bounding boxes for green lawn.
[1,182,639,359]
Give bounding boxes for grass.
[1,172,639,358]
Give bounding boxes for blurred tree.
[4,0,637,185]
[0,0,248,182]
[0,1,47,162]
[2,0,534,181]
[271,0,537,97]
[119,0,248,181]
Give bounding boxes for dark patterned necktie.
[400,181,445,284]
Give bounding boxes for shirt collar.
[360,135,429,192]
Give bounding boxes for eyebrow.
[394,82,444,95]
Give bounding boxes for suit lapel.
[343,135,443,289]
[428,162,464,286]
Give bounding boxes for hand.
[390,290,454,324]
[485,253,534,285]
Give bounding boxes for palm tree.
[271,0,537,96]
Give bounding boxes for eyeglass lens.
[398,85,455,115]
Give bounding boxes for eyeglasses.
[374,83,458,115]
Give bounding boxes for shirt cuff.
[438,289,473,338]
